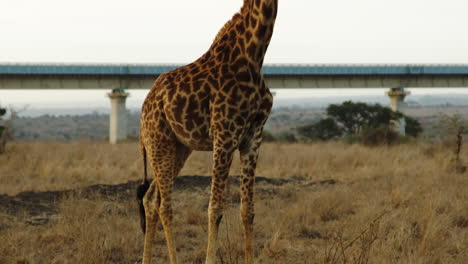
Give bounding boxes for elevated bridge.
[2,63,468,142]
[1,63,468,89]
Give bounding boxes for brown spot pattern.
[139,1,278,263]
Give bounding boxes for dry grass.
[0,141,467,263]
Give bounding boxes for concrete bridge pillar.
[386,87,410,135]
[108,88,129,144]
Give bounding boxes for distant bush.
[358,126,400,146]
[404,115,423,137]
[262,130,276,142]
[275,132,297,143]
[438,114,468,173]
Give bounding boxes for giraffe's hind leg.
[142,180,161,263]
[142,140,191,264]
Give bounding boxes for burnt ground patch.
[0,175,337,219]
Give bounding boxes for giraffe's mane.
[211,1,249,46]
[212,14,241,44]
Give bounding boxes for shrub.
[359,126,400,146]
[262,130,276,142]
[275,132,297,143]
[438,114,468,173]
[405,116,423,137]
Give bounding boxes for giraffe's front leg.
[205,144,235,264]
[239,128,264,264]
[239,152,257,264]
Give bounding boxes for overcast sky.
[1,0,468,112]
[1,0,467,64]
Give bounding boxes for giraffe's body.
[138,1,278,263]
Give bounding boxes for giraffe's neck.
[203,0,278,69]
[242,0,278,67]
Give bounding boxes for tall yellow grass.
[0,141,467,263]
[1,141,459,195]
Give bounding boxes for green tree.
[327,101,397,134]
[297,101,422,144]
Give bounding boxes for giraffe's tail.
[139,137,149,184]
[136,141,150,233]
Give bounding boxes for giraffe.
[137,0,278,263]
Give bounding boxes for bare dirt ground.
[0,142,467,264]
[0,176,335,219]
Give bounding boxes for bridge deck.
[1,64,468,88]
[1,64,468,76]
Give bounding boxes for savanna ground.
[0,141,467,264]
